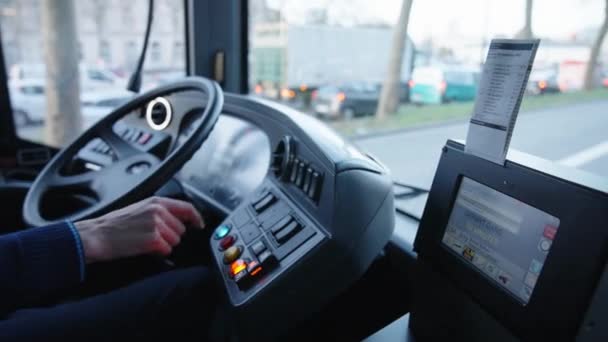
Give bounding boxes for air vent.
[271,136,294,180]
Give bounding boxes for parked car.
[9,78,46,127]
[81,90,134,129]
[9,63,125,91]
[9,79,132,128]
[409,66,480,105]
[527,68,560,95]
[311,82,380,119]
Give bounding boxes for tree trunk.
[41,0,82,146]
[516,0,533,39]
[375,0,414,119]
[584,0,608,90]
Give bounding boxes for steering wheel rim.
[23,76,223,227]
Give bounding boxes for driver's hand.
[74,197,205,264]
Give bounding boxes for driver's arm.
[0,197,204,316]
[0,221,85,315]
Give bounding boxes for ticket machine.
[369,139,608,342]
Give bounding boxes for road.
[354,100,608,219]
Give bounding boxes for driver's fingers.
[156,218,181,247]
[156,205,186,235]
[154,197,205,228]
[151,231,173,256]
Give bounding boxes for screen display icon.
[442,178,560,304]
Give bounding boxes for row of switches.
[271,216,302,244]
[252,192,277,213]
[288,158,322,201]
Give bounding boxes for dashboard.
[198,94,395,341]
[178,115,271,211]
[72,90,396,341]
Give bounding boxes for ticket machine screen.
[442,177,560,304]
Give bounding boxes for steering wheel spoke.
[50,171,98,188]
[98,128,143,160]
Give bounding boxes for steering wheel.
[23,77,223,227]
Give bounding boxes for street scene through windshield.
[1,0,607,191]
[0,2,607,340]
[249,0,608,191]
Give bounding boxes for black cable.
[127,0,154,93]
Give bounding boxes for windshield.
[0,0,186,146]
[249,0,608,197]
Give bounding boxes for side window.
[0,0,186,145]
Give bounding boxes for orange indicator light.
[231,260,247,276]
[249,261,263,276]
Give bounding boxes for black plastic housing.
[208,95,395,341]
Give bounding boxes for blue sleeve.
[0,221,86,315]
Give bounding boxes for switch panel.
[252,192,277,213]
[275,221,301,244]
[240,223,261,244]
[210,181,324,305]
[251,240,267,256]
[272,218,302,245]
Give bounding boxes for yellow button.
[223,246,242,264]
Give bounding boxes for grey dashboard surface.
[177,107,423,254]
[178,115,271,211]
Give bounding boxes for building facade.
[0,0,185,75]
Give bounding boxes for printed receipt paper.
[465,39,540,165]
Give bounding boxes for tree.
[41,0,82,146]
[375,0,414,119]
[584,0,608,90]
[516,0,534,39]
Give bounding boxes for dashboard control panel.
[211,182,324,298]
[206,94,396,341]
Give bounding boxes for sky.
[265,0,605,44]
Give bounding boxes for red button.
[219,235,235,250]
